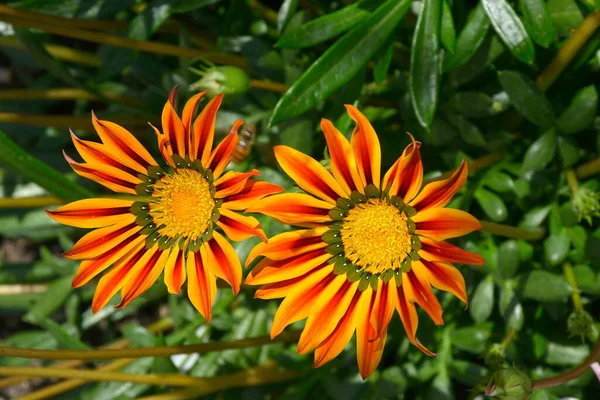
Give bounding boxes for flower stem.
[0,112,151,131]
[0,88,141,106]
[427,152,504,183]
[0,36,101,67]
[0,330,300,361]
[249,79,290,93]
[0,196,64,208]
[479,221,545,241]
[537,11,600,91]
[575,157,600,180]
[533,334,600,389]
[500,328,518,349]
[566,169,580,193]
[563,263,583,312]
[248,0,279,25]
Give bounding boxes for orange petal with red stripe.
[410,159,467,211]
[181,92,207,135]
[419,237,485,265]
[382,139,423,202]
[404,269,444,325]
[46,198,133,229]
[70,131,139,177]
[321,118,362,194]
[246,249,331,285]
[204,232,242,294]
[64,216,139,260]
[356,289,386,379]
[246,227,328,267]
[214,170,260,198]
[118,248,169,308]
[208,121,242,178]
[395,285,436,357]
[255,272,315,300]
[421,259,468,305]
[192,94,223,163]
[274,145,346,204]
[221,181,284,210]
[216,208,267,243]
[346,105,381,189]
[245,193,333,228]
[187,248,217,321]
[161,87,187,157]
[164,248,186,294]
[64,152,141,194]
[369,280,396,340]
[413,208,481,241]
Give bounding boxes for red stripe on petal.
[346,105,381,189]
[413,208,481,241]
[420,238,485,265]
[192,94,223,163]
[410,159,467,211]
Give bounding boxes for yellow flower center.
[149,168,215,240]
[340,199,412,274]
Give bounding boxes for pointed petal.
[207,120,242,178]
[182,92,207,135]
[419,238,485,265]
[214,170,260,199]
[255,272,315,300]
[65,152,140,194]
[204,233,242,294]
[245,193,333,228]
[64,216,140,260]
[187,248,217,321]
[369,281,396,340]
[321,118,362,194]
[420,259,468,305]
[246,227,328,267]
[221,180,284,210]
[395,285,436,357]
[274,145,346,204]
[192,94,223,163]
[356,288,386,379]
[404,269,444,325]
[246,249,331,285]
[46,198,133,229]
[313,289,367,368]
[413,208,481,241]
[410,159,468,211]
[346,105,381,189]
[161,87,187,156]
[271,265,334,338]
[70,131,138,177]
[382,139,423,202]
[216,208,267,243]
[149,122,174,167]
[92,112,156,172]
[118,248,169,308]
[164,248,186,294]
[298,278,358,354]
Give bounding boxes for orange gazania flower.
[245,106,485,379]
[47,88,282,318]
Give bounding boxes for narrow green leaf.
[275,0,381,49]
[410,0,442,128]
[0,129,93,201]
[440,0,456,54]
[171,0,220,13]
[470,276,495,323]
[474,188,508,222]
[544,228,571,266]
[557,136,583,167]
[270,0,411,125]
[443,3,490,72]
[482,0,535,64]
[521,270,572,301]
[449,34,505,87]
[40,319,90,350]
[497,240,520,279]
[499,282,524,330]
[557,85,598,134]
[444,112,486,146]
[128,0,172,40]
[374,37,395,85]
[277,0,299,33]
[498,70,555,128]
[522,129,557,174]
[518,0,555,48]
[23,277,73,325]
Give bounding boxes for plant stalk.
[479,221,545,241]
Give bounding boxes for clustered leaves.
[0,0,599,399]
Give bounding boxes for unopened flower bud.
[571,187,600,225]
[568,309,595,341]
[485,367,532,400]
[485,343,506,370]
[189,66,250,99]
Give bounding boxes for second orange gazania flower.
[47,88,282,319]
[245,105,485,379]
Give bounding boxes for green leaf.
[447,92,496,118]
[444,112,486,146]
[522,129,557,174]
[440,0,456,54]
[373,38,395,85]
[521,270,572,301]
[544,228,571,266]
[474,188,508,222]
[23,276,73,325]
[443,3,490,72]
[128,0,172,40]
[269,0,411,125]
[557,136,583,167]
[545,342,589,366]
[482,0,535,64]
[450,324,492,354]
[0,129,93,201]
[547,0,584,36]
[497,240,520,280]
[520,205,551,228]
[470,276,495,323]
[557,85,598,134]
[484,170,515,192]
[170,0,220,13]
[40,319,89,350]
[448,360,489,386]
[410,0,443,128]
[518,0,555,48]
[498,71,555,128]
[499,282,524,330]
[275,0,380,49]
[277,0,299,33]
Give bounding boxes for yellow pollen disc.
[340,199,412,274]
[149,169,215,240]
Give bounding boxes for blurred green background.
[0,0,600,399]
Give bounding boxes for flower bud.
[485,343,506,370]
[189,66,250,99]
[571,187,600,225]
[568,309,595,341]
[485,367,533,400]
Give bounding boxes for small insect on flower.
[245,105,485,379]
[46,88,283,319]
[232,123,256,164]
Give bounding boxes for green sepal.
[325,243,344,256]
[347,266,363,282]
[411,235,422,251]
[130,202,149,215]
[145,230,160,249]
[350,191,367,204]
[328,207,347,221]
[406,218,416,233]
[202,226,214,242]
[358,273,372,291]
[409,250,421,261]
[321,229,342,244]
[158,235,175,250]
[394,270,403,287]
[211,209,220,223]
[135,183,154,196]
[203,169,214,183]
[327,252,345,264]
[136,214,153,227]
[364,184,380,199]
[140,223,158,235]
[381,269,394,283]
[138,173,156,184]
[189,237,203,252]
[400,257,412,273]
[333,258,353,275]
[146,165,165,179]
[171,154,186,168]
[404,205,416,217]
[336,197,354,210]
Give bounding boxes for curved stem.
[563,263,583,312]
[0,330,300,361]
[0,36,101,67]
[575,157,600,180]
[500,328,518,349]
[479,221,545,241]
[533,335,600,389]
[565,169,580,193]
[250,79,289,93]
[0,196,65,208]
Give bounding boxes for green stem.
[566,169,580,193]
[479,221,545,241]
[563,263,583,312]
